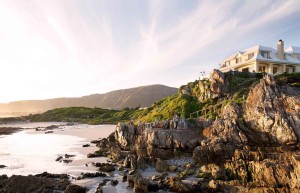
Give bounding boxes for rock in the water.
[0,175,70,193]
[81,172,107,179]
[137,156,146,170]
[0,165,7,168]
[91,140,100,144]
[133,173,148,193]
[65,184,87,193]
[93,162,115,172]
[34,172,69,179]
[111,179,119,186]
[55,156,63,161]
[65,154,75,158]
[164,176,191,193]
[155,159,169,173]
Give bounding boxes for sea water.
[0,123,169,193]
[0,123,115,177]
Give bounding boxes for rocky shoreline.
[0,71,300,193]
[0,127,22,135]
[86,71,300,193]
[0,172,86,193]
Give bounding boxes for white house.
[219,40,300,74]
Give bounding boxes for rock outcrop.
[110,70,300,193]
[115,123,200,160]
[0,174,79,193]
[192,72,300,192]
[244,74,298,145]
[198,69,229,102]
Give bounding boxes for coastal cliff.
[103,70,300,193]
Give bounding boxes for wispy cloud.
[0,0,300,102]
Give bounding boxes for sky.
[1,0,300,103]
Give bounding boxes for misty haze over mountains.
[0,85,177,117]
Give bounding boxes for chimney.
[277,39,284,60]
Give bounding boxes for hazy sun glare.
[0,0,300,103]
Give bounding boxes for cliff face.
[112,70,300,192]
[244,74,299,144]
[193,72,300,192]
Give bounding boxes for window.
[258,65,266,72]
[293,68,296,73]
[236,57,242,63]
[286,67,290,73]
[225,61,230,66]
[242,68,249,72]
[261,51,271,59]
[273,67,278,74]
[248,53,254,60]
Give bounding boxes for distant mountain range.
[0,84,178,117]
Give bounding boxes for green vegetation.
[134,94,201,122]
[226,71,262,102]
[26,107,137,124]
[24,72,300,124]
[275,72,300,87]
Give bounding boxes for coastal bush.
[275,72,300,87]
[135,94,201,122]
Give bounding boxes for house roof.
[221,44,300,65]
[285,46,300,54]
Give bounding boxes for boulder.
[155,159,169,173]
[164,176,192,193]
[65,184,87,193]
[111,179,119,186]
[137,156,146,170]
[0,175,70,193]
[34,172,69,179]
[133,173,148,193]
[93,163,115,172]
[55,156,63,161]
[81,172,107,179]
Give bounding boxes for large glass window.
[273,67,278,74]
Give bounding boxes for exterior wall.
[235,64,256,72]
[220,49,300,74]
[296,65,300,72]
[225,51,257,67]
[221,62,299,74]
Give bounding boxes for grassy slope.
[27,107,137,125]
[25,72,300,124]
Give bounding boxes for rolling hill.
[0,84,178,117]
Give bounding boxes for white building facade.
[219,40,300,74]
